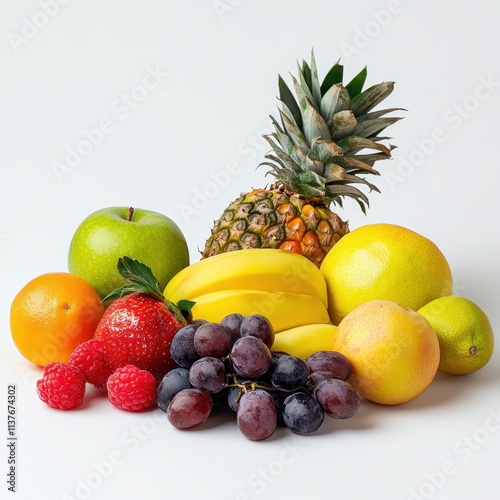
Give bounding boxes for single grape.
[229,336,273,378]
[226,377,258,412]
[220,313,245,345]
[271,351,288,361]
[240,314,275,348]
[314,378,361,419]
[157,367,192,412]
[306,351,352,381]
[170,324,202,368]
[282,392,324,436]
[167,389,212,429]
[270,390,287,427]
[210,387,228,406]
[193,322,232,358]
[189,357,226,393]
[194,322,232,357]
[237,389,277,441]
[309,371,331,386]
[191,318,208,325]
[270,355,310,392]
[227,385,244,412]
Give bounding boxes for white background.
[1,1,500,499]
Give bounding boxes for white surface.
[1,1,500,499]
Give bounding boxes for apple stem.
[128,207,134,221]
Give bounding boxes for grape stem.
[225,373,276,401]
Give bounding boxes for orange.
[333,300,440,405]
[10,272,104,366]
[320,223,453,324]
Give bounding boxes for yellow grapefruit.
[332,300,440,405]
[320,223,453,324]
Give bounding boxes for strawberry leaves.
[103,256,194,322]
[112,256,163,300]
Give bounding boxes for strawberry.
[93,257,193,380]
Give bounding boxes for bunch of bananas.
[164,249,337,357]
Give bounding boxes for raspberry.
[107,365,157,412]
[37,362,86,410]
[69,339,113,389]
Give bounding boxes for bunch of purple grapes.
[157,313,361,441]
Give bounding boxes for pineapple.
[202,51,403,266]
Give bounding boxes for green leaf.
[292,74,312,113]
[177,299,196,314]
[358,107,407,120]
[309,50,322,107]
[300,60,313,96]
[279,109,308,150]
[102,256,188,323]
[102,257,163,303]
[349,152,390,167]
[325,184,370,213]
[102,284,149,304]
[303,97,331,145]
[354,115,403,139]
[264,128,294,159]
[268,115,283,135]
[322,162,346,183]
[299,152,324,176]
[346,66,367,99]
[320,83,351,124]
[328,110,358,141]
[261,155,287,171]
[169,299,195,322]
[310,138,342,164]
[337,136,391,156]
[351,81,395,116]
[117,256,162,296]
[332,155,380,175]
[278,75,303,130]
[337,174,381,194]
[320,60,343,95]
[296,169,325,196]
[262,136,299,172]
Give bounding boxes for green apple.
[68,207,189,299]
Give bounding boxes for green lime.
[418,296,494,375]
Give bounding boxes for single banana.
[272,324,338,359]
[189,289,330,333]
[164,248,328,307]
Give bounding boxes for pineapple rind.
[203,187,349,266]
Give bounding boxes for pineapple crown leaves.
[102,256,194,323]
[261,49,405,213]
